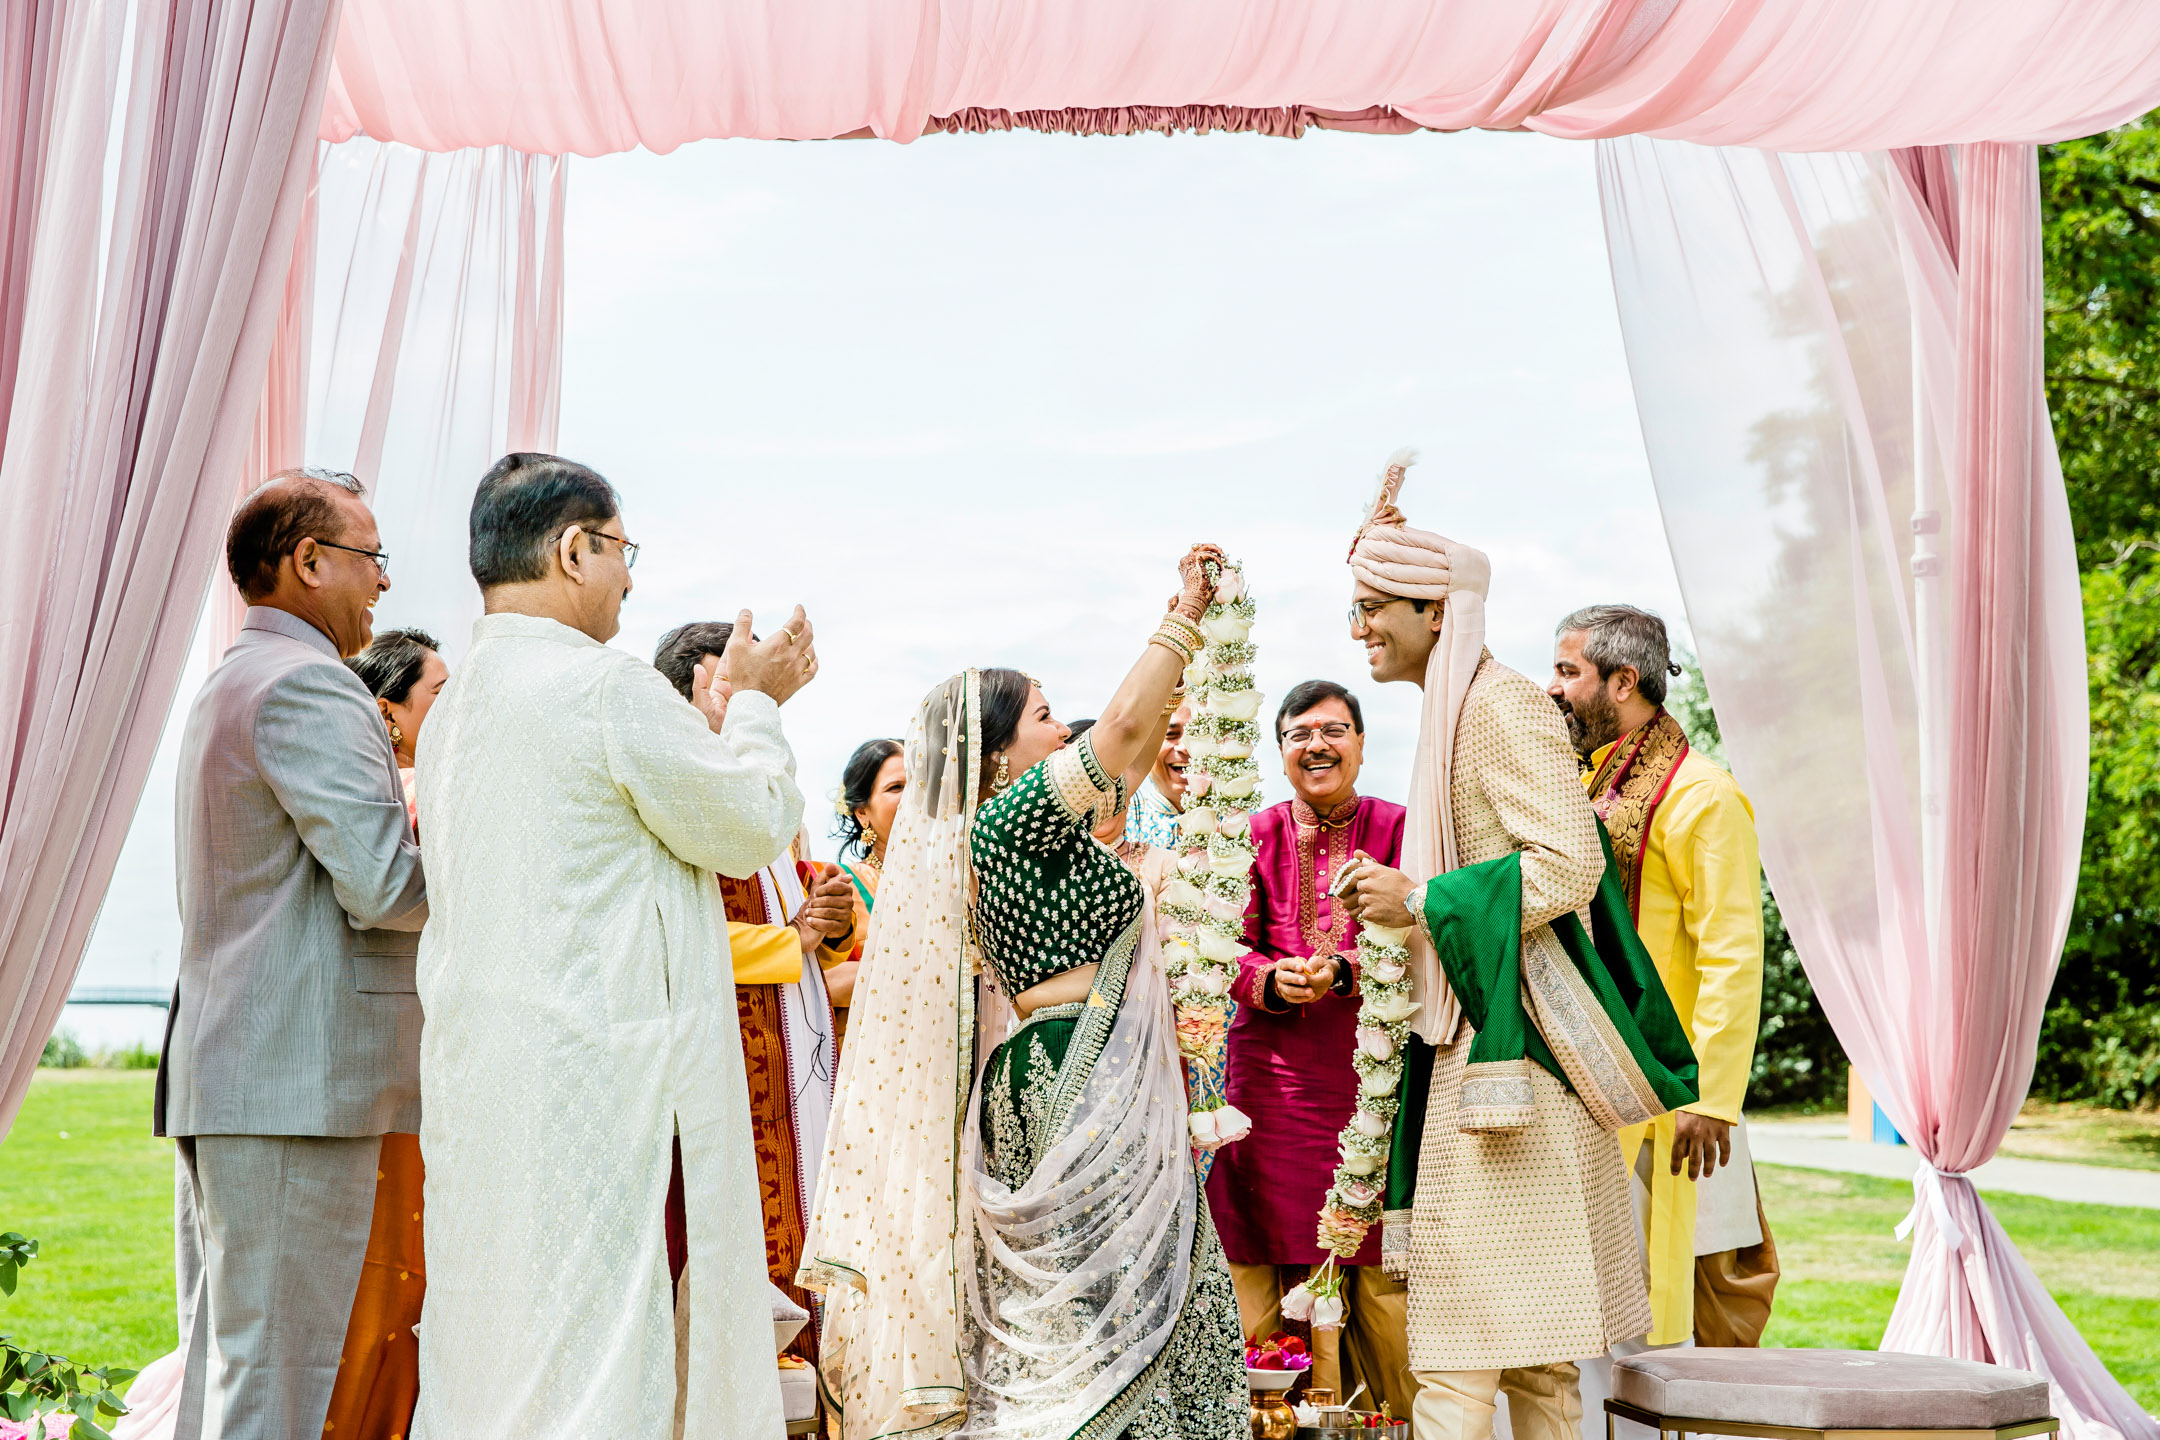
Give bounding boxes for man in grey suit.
[156,467,427,1440]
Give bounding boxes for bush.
[36,1033,84,1070]
[100,1044,159,1072]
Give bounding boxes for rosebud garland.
[1156,561,1260,1172]
[1313,918,1420,1258]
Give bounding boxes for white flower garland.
[1289,911,1421,1325]
[1156,561,1258,1151]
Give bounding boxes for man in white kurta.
[412,453,817,1438]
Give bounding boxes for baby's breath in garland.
[1155,563,1259,1163]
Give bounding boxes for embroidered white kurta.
[412,613,803,1439]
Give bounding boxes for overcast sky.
[71,125,1685,1044]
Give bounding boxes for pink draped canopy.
[317,0,2160,153]
[2,2,2158,1435]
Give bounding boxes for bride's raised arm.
[1086,543,1223,783]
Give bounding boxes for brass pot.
[1250,1392,1297,1440]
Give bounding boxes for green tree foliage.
[2040,116,2160,1107]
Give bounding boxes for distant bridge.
[67,986,171,1008]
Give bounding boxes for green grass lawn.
[0,1072,174,1374]
[2,1073,2156,1412]
[1759,1165,2160,1409]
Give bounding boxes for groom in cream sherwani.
[412,453,818,1439]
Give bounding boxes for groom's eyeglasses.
[1346,597,1411,633]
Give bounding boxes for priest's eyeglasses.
[572,527,640,569]
[312,539,389,581]
[1283,722,1355,747]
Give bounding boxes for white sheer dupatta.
[801,674,982,1440]
[957,873,1197,1440]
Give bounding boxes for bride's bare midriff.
[1012,963,1099,1019]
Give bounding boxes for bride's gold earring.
[388,720,404,748]
[993,753,1011,791]
[862,822,880,851]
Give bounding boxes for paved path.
[1751,1120,2160,1209]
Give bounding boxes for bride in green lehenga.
[801,546,1247,1440]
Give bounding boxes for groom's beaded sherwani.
[1405,655,1650,1369]
[412,613,803,1439]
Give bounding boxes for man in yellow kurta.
[1551,604,1776,1348]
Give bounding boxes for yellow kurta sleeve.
[1652,769,1764,1123]
[729,920,804,985]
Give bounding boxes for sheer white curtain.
[209,137,563,657]
[1598,141,2137,1440]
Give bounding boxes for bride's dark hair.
[977,667,1034,796]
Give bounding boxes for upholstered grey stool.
[1607,1349,2057,1440]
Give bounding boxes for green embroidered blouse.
[969,731,1144,997]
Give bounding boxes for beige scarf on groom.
[1348,449,1491,1047]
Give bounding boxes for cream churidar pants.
[1229,1262,1414,1420]
[1411,1363,1580,1440]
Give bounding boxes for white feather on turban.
[1348,450,1489,1046]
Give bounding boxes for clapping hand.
[795,864,856,946]
[724,606,817,706]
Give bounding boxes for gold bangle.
[1154,624,1201,660]
[1148,633,1194,666]
[1159,614,1203,644]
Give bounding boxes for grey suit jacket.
[156,607,429,1138]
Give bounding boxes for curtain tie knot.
[1893,1160,1968,1252]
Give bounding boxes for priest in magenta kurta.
[1205,679,1411,1420]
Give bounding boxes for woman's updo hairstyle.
[835,737,903,858]
[348,628,441,705]
[976,667,1034,797]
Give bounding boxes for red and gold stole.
[719,871,819,1361]
[1587,709,1691,919]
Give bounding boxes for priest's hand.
[795,865,856,950]
[727,606,818,705]
[1672,1111,1732,1180]
[1341,850,1418,929]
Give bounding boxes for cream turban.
[1347,452,1489,1046]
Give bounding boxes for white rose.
[1360,921,1411,947]
[1161,935,1200,971]
[1210,1104,1252,1144]
[1215,567,1247,604]
[1216,735,1254,760]
[1200,612,1253,645]
[1162,877,1207,910]
[1196,928,1242,963]
[1207,689,1262,721]
[1188,1109,1220,1145]
[1207,849,1257,879]
[1215,772,1258,799]
[1187,966,1231,998]
[1310,1294,1345,1330]
[1352,1109,1391,1139]
[1178,850,1211,877]
[1279,1282,1315,1323]
[1365,993,1422,1025]
[1364,956,1406,983]
[1339,1149,1382,1175]
[1178,806,1219,839]
[1184,770,1213,800]
[1215,808,1252,840]
[1358,1066,1402,1098]
[1356,1026,1395,1062]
